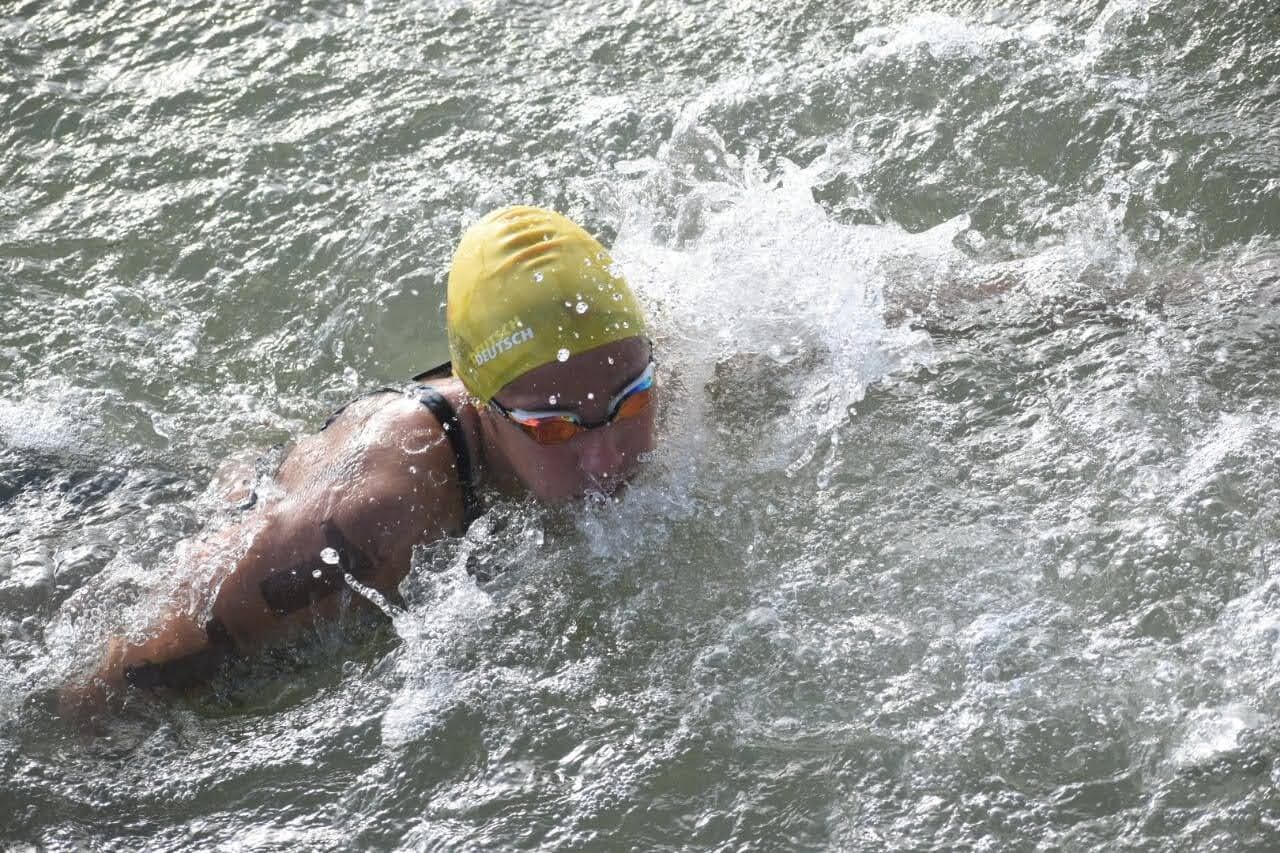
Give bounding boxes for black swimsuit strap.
[412,385,482,526]
[321,382,482,525]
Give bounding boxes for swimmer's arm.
[61,503,442,714]
[55,512,308,715]
[207,515,400,651]
[57,609,229,717]
[59,402,461,716]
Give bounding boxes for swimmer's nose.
[574,425,628,482]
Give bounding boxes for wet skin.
[480,335,656,500]
[60,336,655,714]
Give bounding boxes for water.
[3,0,1280,849]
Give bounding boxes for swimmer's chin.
[583,481,628,503]
[544,473,634,504]
[547,483,626,505]
[525,455,656,502]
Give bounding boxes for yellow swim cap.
[446,206,646,401]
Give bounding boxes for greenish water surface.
[3,0,1280,849]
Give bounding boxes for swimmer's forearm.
[58,610,225,716]
[58,512,396,718]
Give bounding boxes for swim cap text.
[473,326,534,366]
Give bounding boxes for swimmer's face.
[486,336,657,501]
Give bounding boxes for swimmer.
[59,206,656,714]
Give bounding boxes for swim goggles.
[489,360,656,445]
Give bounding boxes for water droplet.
[586,392,594,400]
[320,547,340,565]
[548,394,558,405]
[556,348,570,362]
[533,271,544,282]
[607,356,615,365]
[612,293,622,301]
[312,569,323,579]
[575,301,589,314]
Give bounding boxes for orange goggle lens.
[524,417,581,445]
[612,384,652,421]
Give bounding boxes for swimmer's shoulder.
[339,377,474,454]
[318,375,469,434]
[295,377,479,524]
